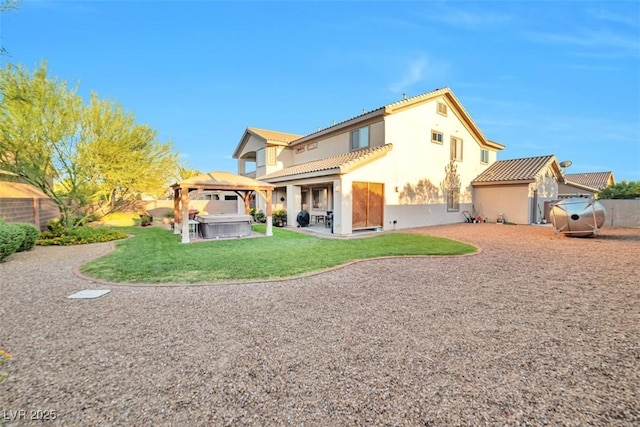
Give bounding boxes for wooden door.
[352,182,384,230]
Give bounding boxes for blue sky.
[2,0,639,181]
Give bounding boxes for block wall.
[0,197,60,230]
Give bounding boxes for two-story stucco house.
[232,87,506,236]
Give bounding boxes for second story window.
[450,137,463,162]
[481,149,489,164]
[431,130,443,144]
[350,126,369,150]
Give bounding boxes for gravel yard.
[1,223,638,426]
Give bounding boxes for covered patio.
[170,171,275,243]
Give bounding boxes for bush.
[46,218,66,237]
[250,209,266,223]
[596,181,640,199]
[15,223,40,252]
[0,222,26,262]
[38,225,128,246]
[273,209,287,226]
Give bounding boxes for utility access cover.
[67,290,111,299]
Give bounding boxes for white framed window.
[437,101,448,116]
[307,142,318,150]
[256,148,265,167]
[295,146,305,154]
[350,126,369,150]
[450,137,463,161]
[447,188,460,212]
[481,149,489,164]
[431,130,443,144]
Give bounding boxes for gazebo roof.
[171,171,275,191]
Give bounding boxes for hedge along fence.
[0,222,40,262]
[0,197,60,230]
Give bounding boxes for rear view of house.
[232,87,505,236]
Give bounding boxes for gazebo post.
[181,186,190,243]
[243,192,251,215]
[265,189,273,237]
[173,187,181,235]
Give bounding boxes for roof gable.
[260,144,393,182]
[289,87,504,151]
[232,127,303,159]
[472,155,562,185]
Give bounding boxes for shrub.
[15,223,40,252]
[38,225,128,246]
[272,209,287,226]
[250,209,266,223]
[0,222,26,262]
[596,181,640,199]
[46,218,66,237]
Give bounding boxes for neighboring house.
[559,172,615,199]
[232,87,506,236]
[471,155,564,224]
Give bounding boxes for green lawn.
[79,225,476,284]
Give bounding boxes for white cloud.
[528,29,640,54]
[389,56,428,93]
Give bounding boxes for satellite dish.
[559,160,572,168]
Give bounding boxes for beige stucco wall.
[473,184,531,224]
[343,148,472,233]
[558,182,596,198]
[236,134,264,174]
[531,171,559,223]
[383,98,497,202]
[288,120,385,165]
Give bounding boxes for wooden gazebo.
[170,171,275,243]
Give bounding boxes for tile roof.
[173,171,274,189]
[472,155,557,184]
[247,127,303,144]
[260,144,393,181]
[564,172,613,191]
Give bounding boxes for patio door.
[352,182,384,230]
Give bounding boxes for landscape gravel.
[0,223,638,426]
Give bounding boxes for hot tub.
[197,214,252,239]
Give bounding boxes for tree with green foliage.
[596,181,640,199]
[78,92,179,213]
[0,62,181,227]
